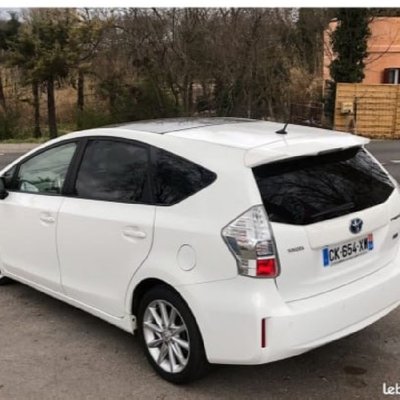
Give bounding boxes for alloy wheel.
[143,299,190,374]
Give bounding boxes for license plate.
[322,234,373,267]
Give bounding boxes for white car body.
[1,118,400,369]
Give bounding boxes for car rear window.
[253,147,394,225]
[151,147,217,205]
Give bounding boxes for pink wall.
[324,17,400,84]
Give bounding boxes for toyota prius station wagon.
[0,118,399,383]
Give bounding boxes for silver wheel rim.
[143,299,190,374]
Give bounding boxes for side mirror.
[0,177,9,200]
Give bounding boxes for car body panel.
[0,192,64,291]
[178,248,400,364]
[244,134,369,167]
[57,198,156,317]
[273,190,400,301]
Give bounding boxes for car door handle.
[122,227,146,240]
[40,214,55,224]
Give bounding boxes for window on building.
[383,68,400,84]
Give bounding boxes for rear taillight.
[222,205,280,278]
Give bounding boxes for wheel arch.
[131,278,191,319]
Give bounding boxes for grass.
[0,137,49,144]
[0,123,76,144]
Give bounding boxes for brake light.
[257,258,277,276]
[222,205,280,278]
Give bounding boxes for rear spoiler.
[244,134,370,167]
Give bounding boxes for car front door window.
[17,142,77,194]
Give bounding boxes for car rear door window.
[151,147,216,205]
[74,140,149,203]
[253,147,394,225]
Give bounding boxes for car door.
[57,138,155,317]
[0,141,78,292]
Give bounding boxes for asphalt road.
[1,141,400,399]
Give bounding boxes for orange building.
[324,17,400,85]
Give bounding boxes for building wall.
[324,17,400,85]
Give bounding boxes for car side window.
[74,140,149,203]
[16,142,77,194]
[151,147,217,205]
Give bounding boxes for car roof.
[103,117,366,151]
[102,118,370,167]
[107,117,254,134]
[11,118,367,174]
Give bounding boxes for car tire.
[137,285,209,384]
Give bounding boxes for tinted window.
[253,147,394,225]
[17,143,76,194]
[152,148,216,205]
[75,140,149,203]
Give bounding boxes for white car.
[0,118,399,383]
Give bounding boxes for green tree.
[9,9,81,138]
[0,13,20,112]
[330,9,371,83]
[31,9,80,138]
[7,20,43,137]
[71,9,106,114]
[324,9,371,125]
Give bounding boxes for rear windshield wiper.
[311,202,355,219]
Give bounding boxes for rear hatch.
[252,146,400,301]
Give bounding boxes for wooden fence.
[335,83,400,138]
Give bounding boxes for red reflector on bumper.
[261,318,267,348]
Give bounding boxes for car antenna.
[276,122,289,135]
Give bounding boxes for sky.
[0,9,20,19]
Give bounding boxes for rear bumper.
[178,249,400,365]
[264,269,400,364]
